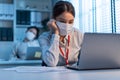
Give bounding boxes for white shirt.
[39,28,84,66]
[10,40,40,60]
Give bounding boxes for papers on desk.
[3,66,72,73]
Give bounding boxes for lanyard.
[59,35,70,65]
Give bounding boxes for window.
[96,0,112,33]
[115,0,120,33]
[80,0,93,32]
[64,0,120,33]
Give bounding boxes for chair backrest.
[0,42,14,61]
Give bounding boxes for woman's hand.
[47,19,59,35]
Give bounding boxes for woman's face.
[56,12,74,24]
[27,28,37,36]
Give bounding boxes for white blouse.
[10,40,40,60]
[39,28,84,66]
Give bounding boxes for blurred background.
[0,0,120,62]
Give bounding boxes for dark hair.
[26,26,39,39]
[52,1,75,19]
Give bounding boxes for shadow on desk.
[0,60,42,68]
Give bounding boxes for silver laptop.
[25,47,42,60]
[67,33,120,70]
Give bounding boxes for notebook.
[25,47,42,60]
[67,33,120,70]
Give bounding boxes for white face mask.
[56,21,73,36]
[26,31,35,41]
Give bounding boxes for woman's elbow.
[47,63,57,67]
[42,53,59,67]
[43,58,58,67]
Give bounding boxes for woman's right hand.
[47,19,59,35]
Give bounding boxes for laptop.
[25,47,42,60]
[67,33,120,70]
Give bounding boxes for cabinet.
[0,0,52,42]
[0,0,14,41]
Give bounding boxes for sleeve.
[39,33,60,67]
[9,42,20,61]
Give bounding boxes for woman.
[39,1,84,66]
[10,26,40,60]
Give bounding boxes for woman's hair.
[26,26,39,39]
[52,1,75,19]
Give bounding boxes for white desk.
[0,67,120,80]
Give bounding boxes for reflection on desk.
[3,66,72,73]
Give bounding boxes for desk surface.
[0,66,120,80]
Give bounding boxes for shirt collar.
[65,35,69,40]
